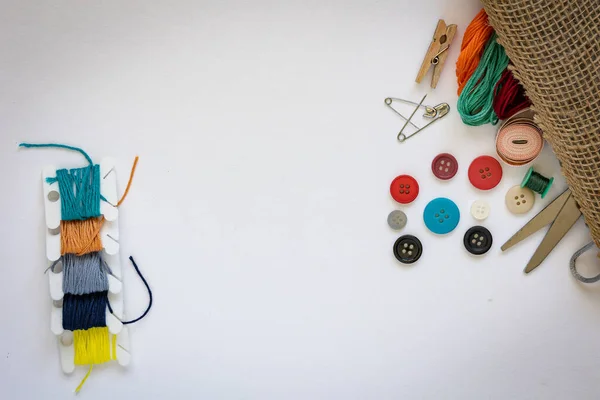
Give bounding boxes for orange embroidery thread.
[60,217,104,255]
[455,9,494,95]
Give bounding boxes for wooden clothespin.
[415,20,457,89]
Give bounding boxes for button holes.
[485,167,490,171]
[407,251,413,256]
[514,196,519,200]
[439,166,443,170]
[404,243,408,248]
[406,185,410,189]
[472,239,476,244]
[409,244,414,249]
[474,234,479,238]
[517,202,521,205]
[479,169,484,173]
[441,160,445,165]
[520,194,525,198]
[445,215,449,218]
[439,219,444,223]
[400,190,405,194]
[405,190,410,194]
[477,241,482,246]
[481,175,486,179]
[487,173,491,177]
[402,249,407,254]
[445,168,449,172]
[400,184,404,188]
[522,200,526,203]
[435,213,439,217]
[440,209,445,213]
[447,162,451,167]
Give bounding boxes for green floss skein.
[457,33,509,126]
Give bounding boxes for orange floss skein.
[456,9,494,95]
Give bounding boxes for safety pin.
[396,94,449,142]
[385,97,438,124]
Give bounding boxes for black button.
[463,226,493,255]
[393,235,423,264]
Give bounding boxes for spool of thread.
[62,291,108,331]
[521,167,554,198]
[496,119,543,166]
[54,252,111,295]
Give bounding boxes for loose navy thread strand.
[107,256,153,325]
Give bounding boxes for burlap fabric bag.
[481,0,600,247]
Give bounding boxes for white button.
[470,200,490,221]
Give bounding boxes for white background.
[2,1,600,399]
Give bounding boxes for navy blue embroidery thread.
[107,256,153,325]
[62,291,108,331]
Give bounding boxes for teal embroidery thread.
[457,33,509,126]
[19,142,93,165]
[46,165,102,220]
[20,142,105,220]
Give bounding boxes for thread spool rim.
[541,177,554,199]
[521,167,533,188]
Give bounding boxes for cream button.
[505,185,535,214]
[470,200,490,221]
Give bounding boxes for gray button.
[387,210,407,230]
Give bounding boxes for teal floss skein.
[46,165,102,221]
[457,33,509,126]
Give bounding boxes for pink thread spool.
[496,109,544,166]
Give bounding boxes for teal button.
[423,197,460,234]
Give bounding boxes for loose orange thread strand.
[116,156,139,207]
[456,9,494,95]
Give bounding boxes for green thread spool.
[521,167,554,198]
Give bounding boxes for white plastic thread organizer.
[42,158,131,373]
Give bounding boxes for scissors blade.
[501,189,572,252]
[524,194,581,273]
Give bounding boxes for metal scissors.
[501,189,582,273]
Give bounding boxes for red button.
[390,175,419,204]
[431,153,458,180]
[468,155,503,190]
